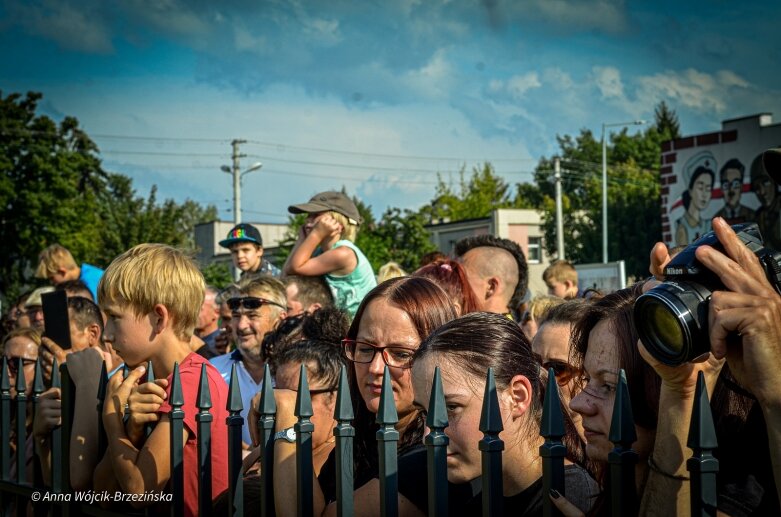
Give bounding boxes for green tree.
[0,91,217,300]
[423,163,513,223]
[525,101,675,278]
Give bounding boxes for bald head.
[461,246,518,314]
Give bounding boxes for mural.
[660,115,781,252]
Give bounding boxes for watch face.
[285,428,296,441]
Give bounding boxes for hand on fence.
[248,389,298,447]
[33,387,62,439]
[40,336,71,380]
[549,490,585,517]
[102,365,146,426]
[696,217,781,406]
[126,378,169,446]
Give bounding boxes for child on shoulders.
[284,191,376,317]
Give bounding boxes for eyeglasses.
[228,297,286,312]
[342,339,416,369]
[721,179,742,191]
[5,357,37,374]
[542,359,581,386]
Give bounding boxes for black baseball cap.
[219,223,263,248]
[288,191,362,225]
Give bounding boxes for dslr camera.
[634,223,781,366]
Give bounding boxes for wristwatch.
[273,426,297,443]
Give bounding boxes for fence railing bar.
[196,364,213,517]
[1,357,10,485]
[425,367,448,517]
[479,367,504,517]
[15,358,27,486]
[295,365,315,517]
[333,365,354,517]
[227,363,244,517]
[608,369,638,517]
[60,363,74,505]
[687,371,719,517]
[169,362,185,517]
[377,366,399,517]
[540,367,566,517]
[258,364,276,517]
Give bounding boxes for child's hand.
[311,213,342,240]
[33,387,62,439]
[102,365,146,425]
[126,379,169,446]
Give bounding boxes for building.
[194,220,290,268]
[660,113,781,250]
[425,208,552,297]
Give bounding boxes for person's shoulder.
[80,263,105,275]
[209,351,239,374]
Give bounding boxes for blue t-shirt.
[79,263,104,302]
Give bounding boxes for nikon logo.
[666,267,685,275]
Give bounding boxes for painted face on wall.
[722,168,743,208]
[691,173,713,212]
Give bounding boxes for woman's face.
[569,319,654,463]
[354,298,420,417]
[5,336,39,398]
[412,355,526,485]
[691,173,713,211]
[275,361,336,449]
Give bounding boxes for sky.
[2,0,780,223]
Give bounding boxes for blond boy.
[93,244,228,516]
[543,260,580,299]
[36,244,104,301]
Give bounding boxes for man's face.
[229,243,263,272]
[231,296,283,361]
[285,283,304,317]
[722,169,743,208]
[26,305,45,332]
[197,292,219,332]
[753,178,777,207]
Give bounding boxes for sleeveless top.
[325,240,377,317]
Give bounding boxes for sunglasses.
[721,179,742,191]
[5,357,37,375]
[542,359,581,386]
[228,297,286,312]
[342,339,416,369]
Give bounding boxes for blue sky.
[2,0,779,222]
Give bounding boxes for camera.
[634,223,781,366]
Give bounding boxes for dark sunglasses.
[5,357,37,374]
[542,359,581,386]
[228,297,286,312]
[721,179,742,191]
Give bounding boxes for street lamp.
[601,120,645,263]
[221,161,262,225]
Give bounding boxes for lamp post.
[221,160,262,226]
[601,120,645,263]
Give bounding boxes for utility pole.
[554,157,565,261]
[231,139,247,226]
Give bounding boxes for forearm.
[102,412,153,495]
[760,400,781,509]
[284,234,321,275]
[70,385,101,490]
[639,387,694,515]
[35,440,52,487]
[273,441,327,517]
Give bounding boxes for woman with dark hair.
[551,284,661,515]
[412,259,480,315]
[392,312,597,516]
[265,276,458,516]
[675,165,715,246]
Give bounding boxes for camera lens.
[634,281,711,365]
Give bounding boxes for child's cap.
[288,191,362,225]
[219,223,263,249]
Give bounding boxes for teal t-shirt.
[325,240,377,317]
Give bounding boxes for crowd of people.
[1,160,781,517]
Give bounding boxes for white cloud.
[505,0,629,34]
[542,68,574,91]
[7,0,113,54]
[592,66,624,99]
[233,26,269,55]
[486,72,542,100]
[636,68,750,113]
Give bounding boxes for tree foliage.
[524,101,678,278]
[0,91,217,300]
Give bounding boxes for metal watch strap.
[273,426,296,443]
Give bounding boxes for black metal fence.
[0,356,718,516]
